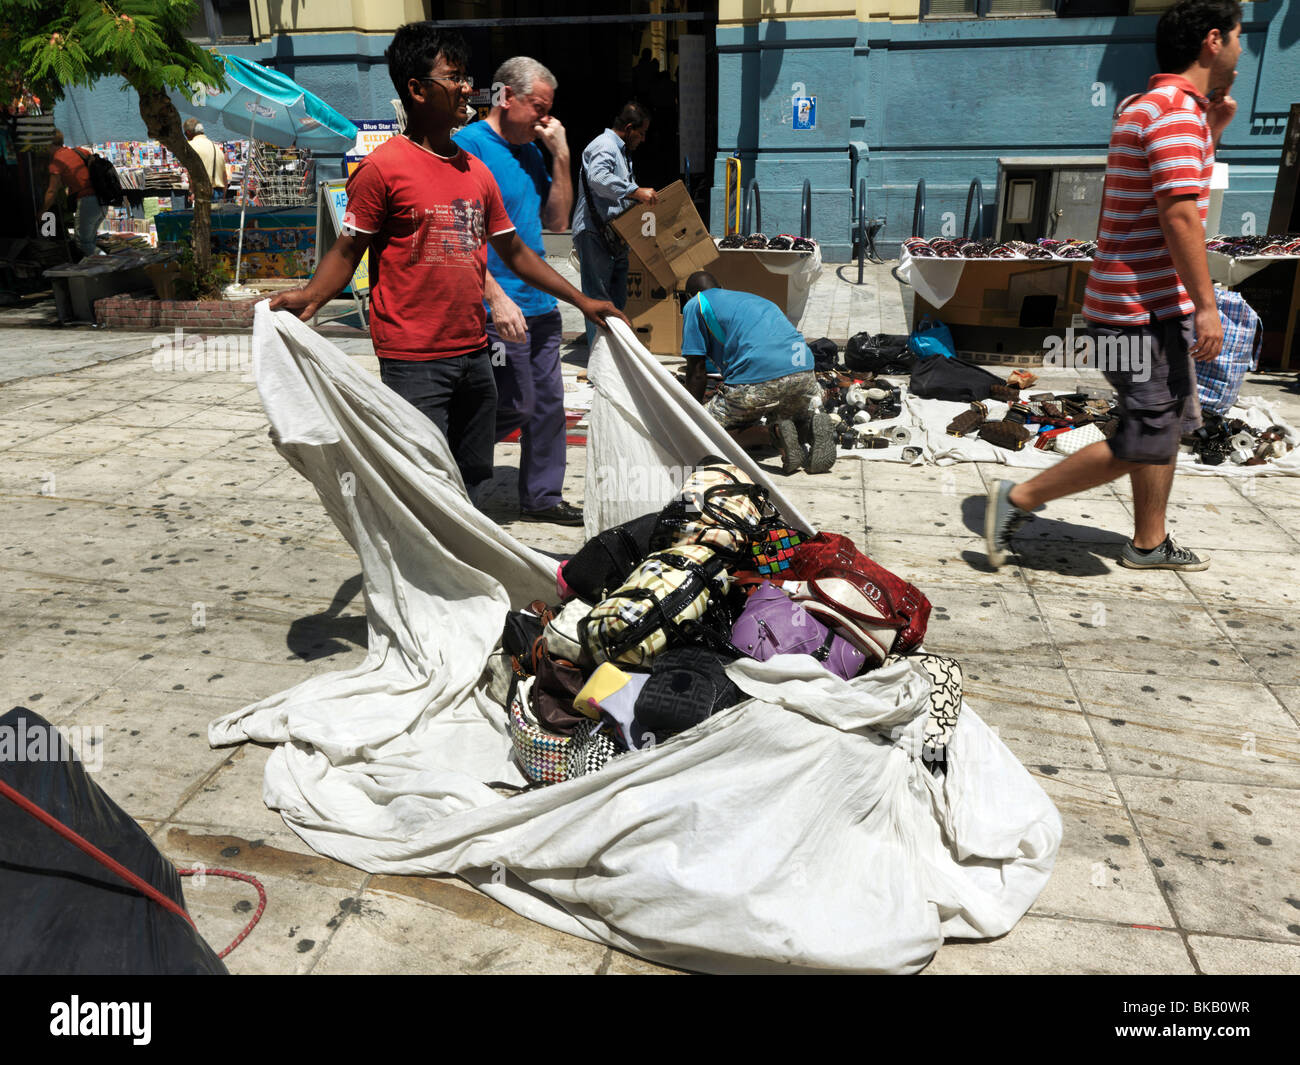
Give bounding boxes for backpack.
[75,148,125,207]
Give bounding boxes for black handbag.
[845,332,914,374]
[561,512,660,605]
[908,353,1007,403]
[633,645,746,741]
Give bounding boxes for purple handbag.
[730,582,867,681]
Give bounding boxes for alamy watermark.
[1042,327,1151,383]
[0,718,103,772]
[151,328,253,381]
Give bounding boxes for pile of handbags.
[500,459,956,786]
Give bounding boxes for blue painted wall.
[54,7,1300,263]
[712,1,1300,260]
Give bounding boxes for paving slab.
[922,915,1194,975]
[960,658,1105,770]
[1118,775,1300,941]
[1024,768,1175,927]
[913,586,1060,666]
[866,532,1022,589]
[311,874,615,975]
[1073,668,1300,785]
[1035,594,1256,681]
[1200,605,1300,687]
[1187,933,1300,974]
[156,824,372,976]
[58,687,239,822]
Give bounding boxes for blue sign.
[793,96,816,131]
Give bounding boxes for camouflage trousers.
[705,371,822,429]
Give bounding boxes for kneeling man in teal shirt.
[681,271,835,475]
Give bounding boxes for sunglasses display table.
[899,244,1300,370]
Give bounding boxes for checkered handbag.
[508,680,621,785]
[508,689,569,784]
[750,527,804,575]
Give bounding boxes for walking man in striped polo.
[985,0,1242,572]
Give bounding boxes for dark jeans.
[574,228,628,348]
[488,309,566,511]
[379,347,497,497]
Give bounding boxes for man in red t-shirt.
[271,24,628,506]
[43,129,104,257]
[985,0,1241,574]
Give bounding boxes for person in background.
[984,0,1240,573]
[43,129,102,257]
[454,57,583,526]
[268,24,628,507]
[571,102,656,349]
[680,271,836,476]
[183,118,228,203]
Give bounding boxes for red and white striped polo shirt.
[1082,73,1213,326]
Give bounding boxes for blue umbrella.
[172,54,359,284]
[175,54,358,152]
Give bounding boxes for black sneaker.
[521,501,584,526]
[1119,535,1209,571]
[984,479,1033,570]
[770,419,804,475]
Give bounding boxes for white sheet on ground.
[209,304,1061,974]
[583,323,811,538]
[837,383,1300,476]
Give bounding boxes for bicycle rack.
[742,177,762,234]
[963,177,984,239]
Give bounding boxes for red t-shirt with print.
[344,134,515,360]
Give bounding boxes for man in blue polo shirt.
[454,56,582,526]
[680,271,836,475]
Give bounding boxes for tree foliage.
[2,0,224,104]
[1,0,229,283]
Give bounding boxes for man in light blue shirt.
[455,57,585,526]
[572,102,657,348]
[681,271,836,475]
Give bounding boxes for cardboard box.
[623,255,682,355]
[707,249,792,313]
[610,180,718,291]
[625,292,682,355]
[911,260,1093,364]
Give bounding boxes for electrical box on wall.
[996,157,1107,242]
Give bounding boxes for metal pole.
[234,115,255,287]
[743,177,760,234]
[800,178,811,239]
[912,178,925,239]
[858,178,867,286]
[963,177,984,239]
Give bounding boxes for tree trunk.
[136,85,215,285]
